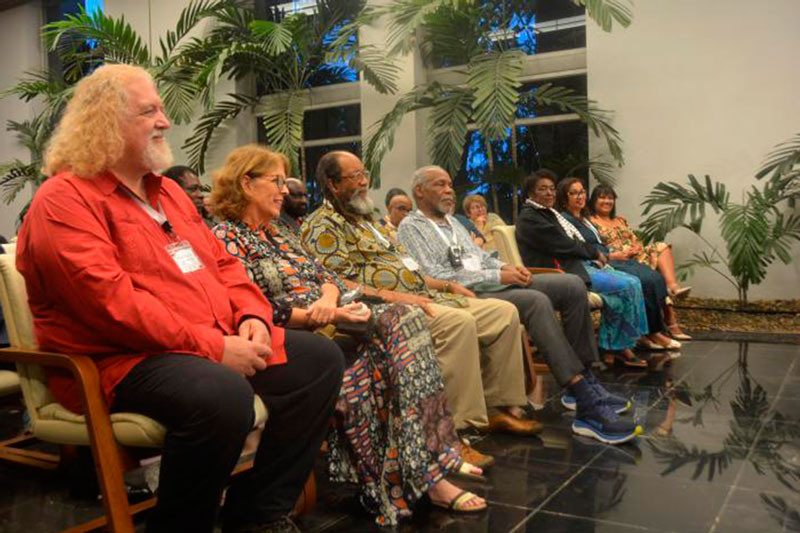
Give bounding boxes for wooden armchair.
[0,252,268,532]
[491,225,604,309]
[491,225,604,396]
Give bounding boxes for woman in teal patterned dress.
[552,177,651,367]
[209,144,486,525]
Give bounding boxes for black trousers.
[609,260,668,334]
[113,329,345,532]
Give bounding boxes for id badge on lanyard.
[165,240,205,274]
[124,188,205,274]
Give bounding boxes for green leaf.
[467,49,523,141]
[363,83,439,188]
[158,67,200,124]
[0,160,40,205]
[428,87,474,176]
[43,6,151,70]
[347,45,400,95]
[182,93,260,174]
[259,91,306,175]
[157,0,229,62]
[756,133,800,185]
[249,20,294,56]
[573,0,633,32]
[528,83,624,166]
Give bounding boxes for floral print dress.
[590,216,665,269]
[213,219,460,526]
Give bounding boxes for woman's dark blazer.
[515,202,599,286]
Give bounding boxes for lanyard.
[418,211,459,247]
[582,218,603,244]
[361,221,395,251]
[123,188,175,237]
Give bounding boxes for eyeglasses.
[568,190,587,197]
[341,169,371,183]
[248,173,287,189]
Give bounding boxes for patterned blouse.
[213,218,347,326]
[589,215,662,269]
[301,201,466,307]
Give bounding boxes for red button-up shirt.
[16,170,286,413]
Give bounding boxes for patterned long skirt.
[586,264,649,351]
[325,303,461,525]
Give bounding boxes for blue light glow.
[84,0,103,16]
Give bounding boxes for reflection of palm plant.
[179,0,399,176]
[348,0,630,220]
[640,133,800,304]
[0,0,230,211]
[648,343,799,488]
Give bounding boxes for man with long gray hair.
[16,64,343,533]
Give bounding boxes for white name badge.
[401,256,420,271]
[165,241,204,274]
[463,255,482,271]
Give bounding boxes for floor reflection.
[1,340,798,532]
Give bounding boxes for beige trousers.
[426,297,526,430]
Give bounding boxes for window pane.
[517,75,587,119]
[456,121,588,222]
[303,105,361,141]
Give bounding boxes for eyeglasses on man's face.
[568,190,587,197]
[341,169,371,183]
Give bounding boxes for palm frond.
[467,49,523,141]
[348,45,400,95]
[383,0,470,56]
[755,131,800,182]
[572,0,633,32]
[363,83,439,188]
[428,87,474,176]
[417,4,482,68]
[527,83,624,166]
[157,67,200,124]
[720,200,771,291]
[249,19,294,55]
[258,91,306,175]
[43,6,151,68]
[157,0,229,62]
[182,93,260,174]
[0,160,40,205]
[639,174,729,241]
[1,70,67,102]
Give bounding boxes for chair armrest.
[527,267,565,275]
[0,347,130,519]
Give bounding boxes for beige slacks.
[426,297,526,430]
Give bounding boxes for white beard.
[143,138,174,172]
[347,192,375,215]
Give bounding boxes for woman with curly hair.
[209,144,487,525]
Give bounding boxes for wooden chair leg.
[520,326,537,396]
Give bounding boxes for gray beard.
[144,138,174,172]
[347,193,374,215]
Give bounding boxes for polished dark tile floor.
[2,340,799,532]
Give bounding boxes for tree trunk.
[511,125,519,224]
[483,138,499,212]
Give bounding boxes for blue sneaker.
[583,371,633,414]
[561,394,577,410]
[571,380,641,445]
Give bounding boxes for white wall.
[0,1,44,240]
[587,0,800,300]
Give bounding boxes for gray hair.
[411,165,448,197]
